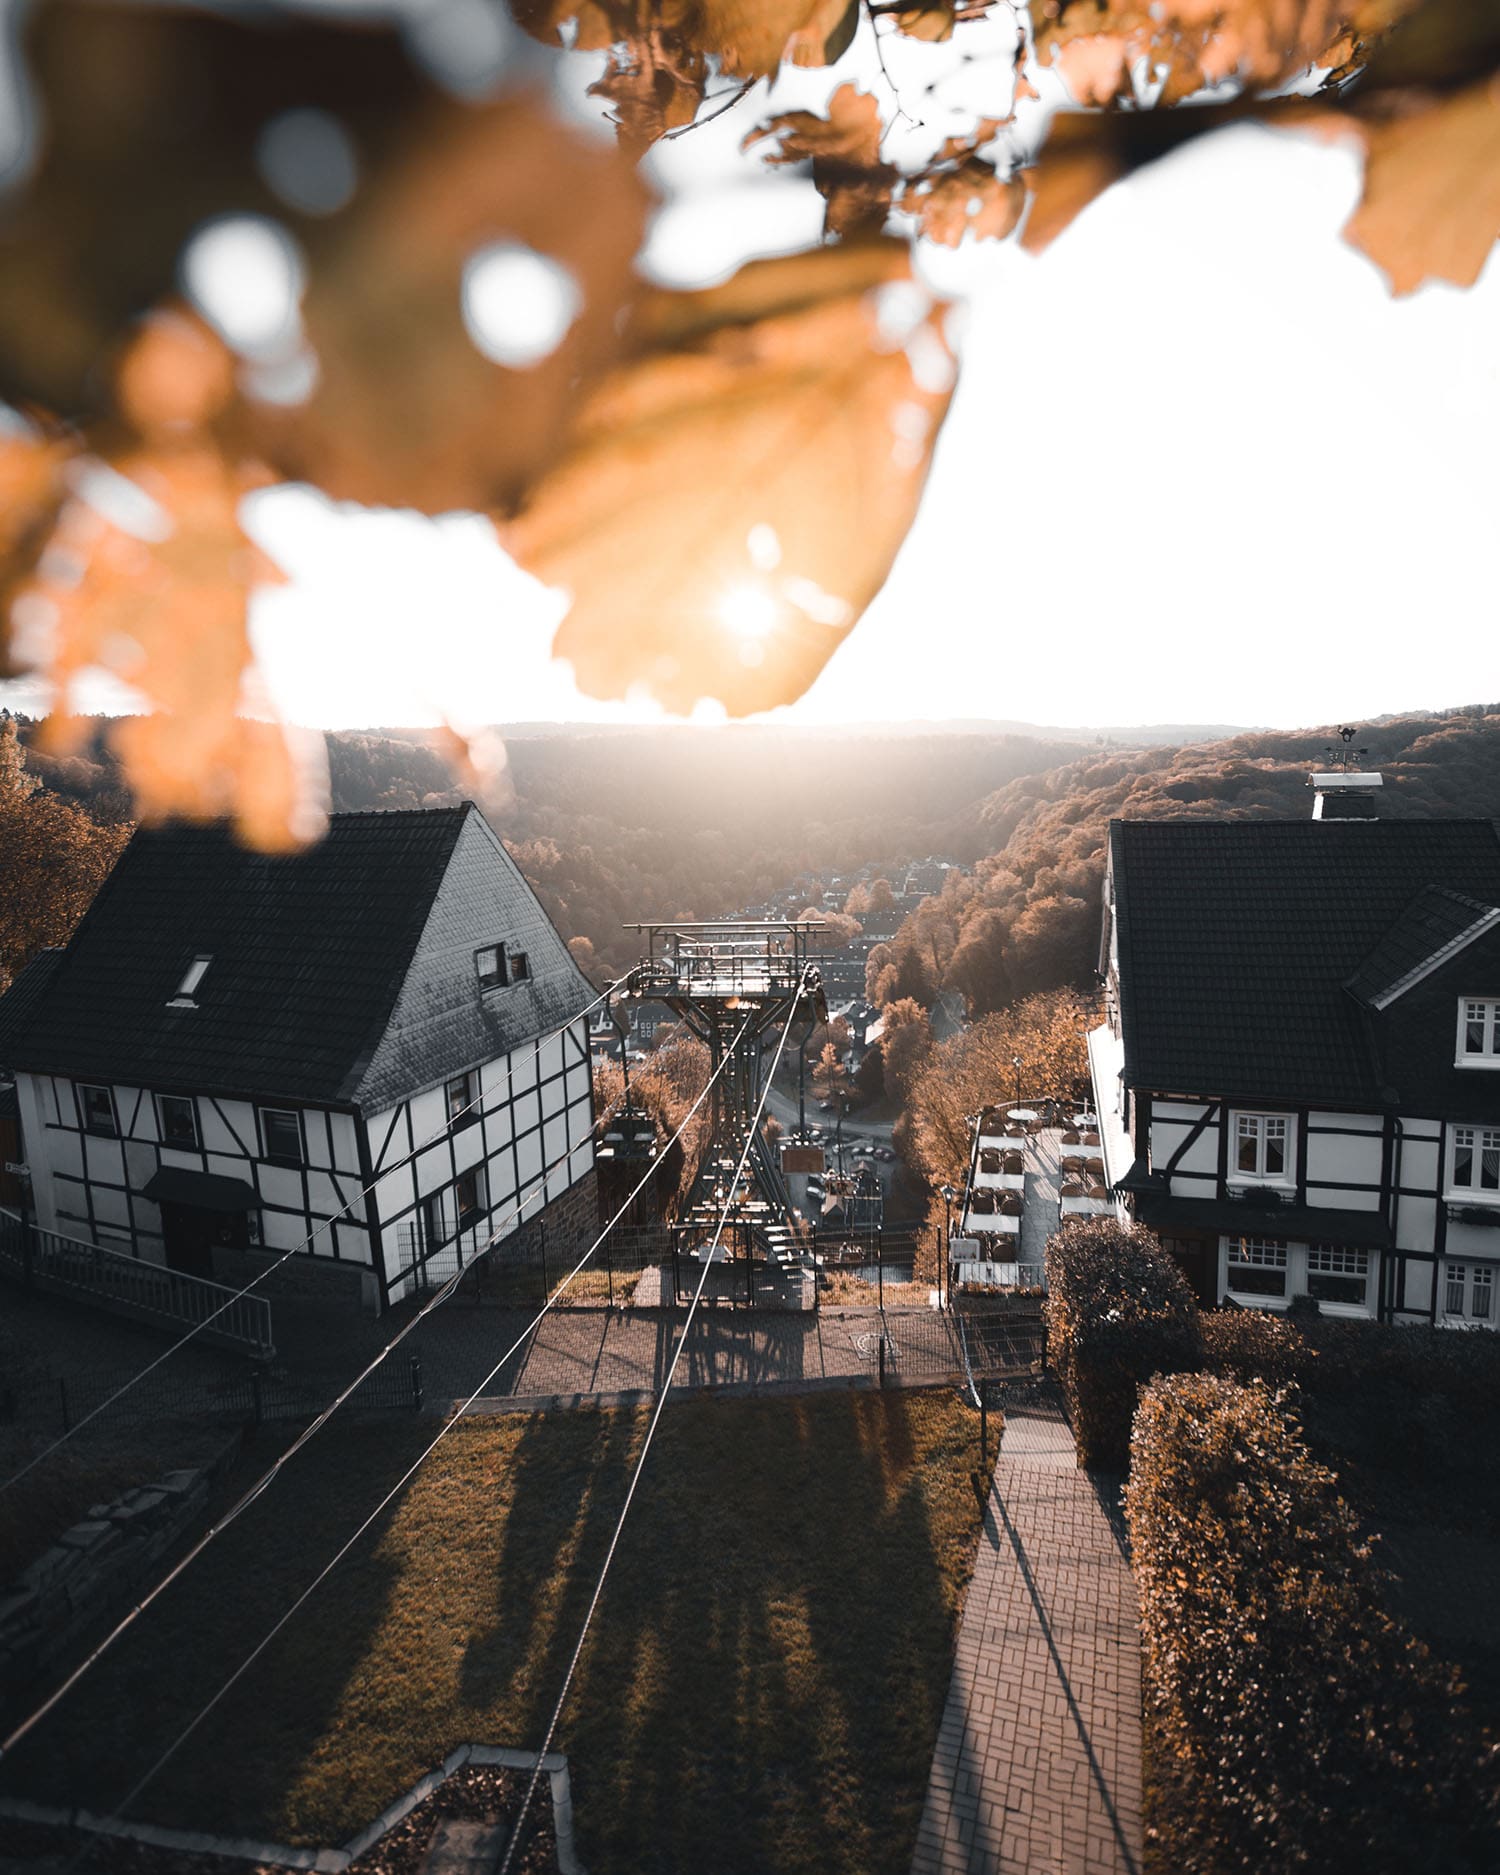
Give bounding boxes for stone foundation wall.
[0,1439,238,1716]
[211,1245,376,1312]
[507,1167,601,1260]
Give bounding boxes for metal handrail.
[0,1207,273,1358]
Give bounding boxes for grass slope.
[5,1390,985,1875]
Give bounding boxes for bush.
[1127,1373,1500,1875]
[1043,1217,1203,1471]
[1202,1311,1500,1521]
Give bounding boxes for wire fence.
[0,1352,424,1443]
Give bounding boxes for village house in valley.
[0,804,598,1312]
[1088,774,1500,1327]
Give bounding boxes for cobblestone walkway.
[911,1387,1144,1875]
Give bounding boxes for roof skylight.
[169,955,213,1007]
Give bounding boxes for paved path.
[911,1387,1144,1875]
[1020,1132,1062,1267]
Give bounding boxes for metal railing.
[0,1208,274,1359]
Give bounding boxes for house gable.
[1345,887,1500,1011]
[350,807,596,1111]
[1109,817,1500,1108]
[1374,921,1500,1124]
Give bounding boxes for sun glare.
[717,582,780,642]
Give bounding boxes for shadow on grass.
[0,1418,436,1843]
[469,1389,973,1875]
[4,1391,985,1875]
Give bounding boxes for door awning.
[143,1167,257,1213]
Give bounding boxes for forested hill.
[868,708,1500,1019]
[14,718,1088,979]
[16,709,1500,997]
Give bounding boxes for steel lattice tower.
[623,921,827,1272]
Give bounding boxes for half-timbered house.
[0,804,598,1312]
[1088,787,1500,1327]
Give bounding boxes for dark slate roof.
[1344,886,1500,1008]
[349,808,597,1112]
[1111,818,1500,1108]
[0,949,64,1069]
[0,809,472,1104]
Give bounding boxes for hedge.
[1126,1372,1500,1874]
[1043,1217,1202,1471]
[1202,1309,1500,1512]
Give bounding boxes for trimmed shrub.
[1043,1217,1203,1471]
[1127,1373,1500,1875]
[1203,1311,1500,1517]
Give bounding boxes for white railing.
[0,1208,273,1358]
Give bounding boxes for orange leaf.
[254,95,649,516]
[1340,80,1500,293]
[503,241,957,718]
[907,161,1026,246]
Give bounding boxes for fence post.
[251,1368,263,1427]
[410,1354,424,1412]
[59,1375,70,1433]
[878,1323,886,1391]
[606,1226,614,1310]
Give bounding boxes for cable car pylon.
[622,920,826,1302]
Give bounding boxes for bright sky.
[10,16,1498,737]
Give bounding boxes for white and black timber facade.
[1088,811,1500,1328]
[0,804,598,1312]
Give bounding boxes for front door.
[161,1202,248,1279]
[1161,1232,1218,1307]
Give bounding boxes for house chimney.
[1310,726,1382,820]
[1310,771,1383,819]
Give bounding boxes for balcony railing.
[0,1208,274,1359]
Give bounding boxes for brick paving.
[911,1387,1144,1875]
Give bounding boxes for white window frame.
[1222,1236,1377,1317]
[1228,1111,1294,1187]
[156,1092,200,1150]
[77,1083,118,1138]
[1446,1124,1500,1202]
[1455,997,1500,1068]
[1306,1243,1373,1311]
[1442,1261,1496,1327]
[1225,1236,1288,1301]
[259,1105,304,1166]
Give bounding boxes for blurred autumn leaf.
[0,0,1498,850]
[1031,0,1423,110]
[512,0,860,150]
[503,240,956,716]
[745,83,898,236]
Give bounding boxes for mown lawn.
[3,1389,986,1875]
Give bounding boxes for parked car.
[875,1146,896,1162]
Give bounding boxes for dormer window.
[1457,998,1500,1066]
[476,945,528,991]
[169,955,212,1008]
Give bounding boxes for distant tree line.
[871,709,1500,1019]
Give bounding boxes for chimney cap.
[1308,771,1383,789]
